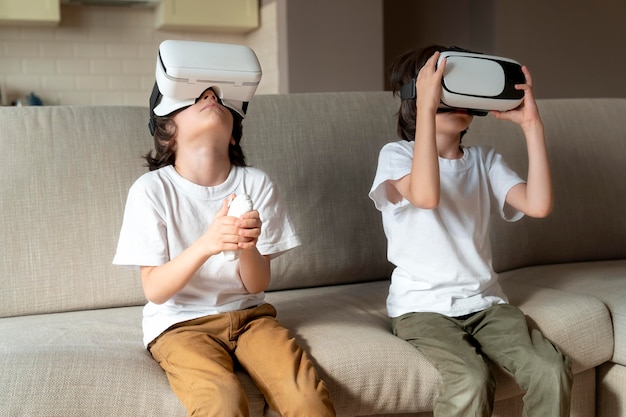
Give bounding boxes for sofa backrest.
[1,95,624,317]
[0,106,151,317]
[0,92,398,317]
[465,98,626,272]
[244,92,397,291]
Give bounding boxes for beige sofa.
[1,93,624,417]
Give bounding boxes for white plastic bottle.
[223,194,253,261]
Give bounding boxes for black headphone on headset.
[148,82,161,136]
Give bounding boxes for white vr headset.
[149,40,262,135]
[401,50,525,116]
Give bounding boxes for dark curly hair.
[390,44,473,142]
[144,98,247,171]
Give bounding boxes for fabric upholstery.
[502,260,626,364]
[466,99,626,272]
[243,92,398,290]
[266,280,611,416]
[0,281,609,417]
[1,96,624,416]
[0,106,150,317]
[597,362,626,417]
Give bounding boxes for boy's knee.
[442,357,494,396]
[462,360,494,393]
[191,392,249,417]
[508,327,569,384]
[532,353,572,386]
[276,395,336,417]
[437,360,494,416]
[183,375,249,417]
[519,351,572,417]
[269,381,336,417]
[518,342,572,397]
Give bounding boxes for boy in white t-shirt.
[113,87,335,416]
[369,45,572,416]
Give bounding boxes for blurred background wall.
[0,0,623,107]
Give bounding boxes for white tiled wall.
[0,3,279,107]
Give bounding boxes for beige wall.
[383,0,626,99]
[0,2,280,106]
[281,0,384,93]
[2,0,623,107]
[492,0,626,99]
[0,0,385,107]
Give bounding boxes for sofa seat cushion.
[0,307,263,417]
[266,279,613,416]
[597,362,626,417]
[501,260,625,364]
[1,279,612,417]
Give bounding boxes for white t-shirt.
[369,141,524,318]
[113,165,301,346]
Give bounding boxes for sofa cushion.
[0,307,264,417]
[466,99,626,272]
[266,280,612,416]
[597,362,626,417]
[501,260,626,364]
[1,278,611,416]
[0,94,401,318]
[244,92,398,291]
[0,106,151,318]
[3,98,624,319]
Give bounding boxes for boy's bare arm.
[493,66,553,218]
[239,250,271,294]
[235,210,271,294]
[506,120,553,218]
[389,52,444,209]
[140,240,214,305]
[140,198,251,304]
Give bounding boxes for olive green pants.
[392,304,572,417]
[149,303,336,417]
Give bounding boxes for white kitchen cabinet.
[0,0,60,25]
[156,0,258,32]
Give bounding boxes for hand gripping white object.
[224,194,253,261]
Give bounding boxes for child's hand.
[203,195,262,257]
[416,51,445,114]
[201,197,238,257]
[491,66,542,129]
[233,209,262,251]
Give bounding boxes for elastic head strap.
[148,82,161,136]
[400,78,416,101]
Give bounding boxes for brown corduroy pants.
[149,303,336,417]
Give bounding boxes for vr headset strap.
[400,78,416,101]
[398,77,487,117]
[148,82,161,136]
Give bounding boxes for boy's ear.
[230,137,236,146]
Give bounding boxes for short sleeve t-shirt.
[369,141,524,318]
[113,165,301,346]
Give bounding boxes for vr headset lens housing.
[400,50,525,116]
[149,40,262,134]
[152,95,194,116]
